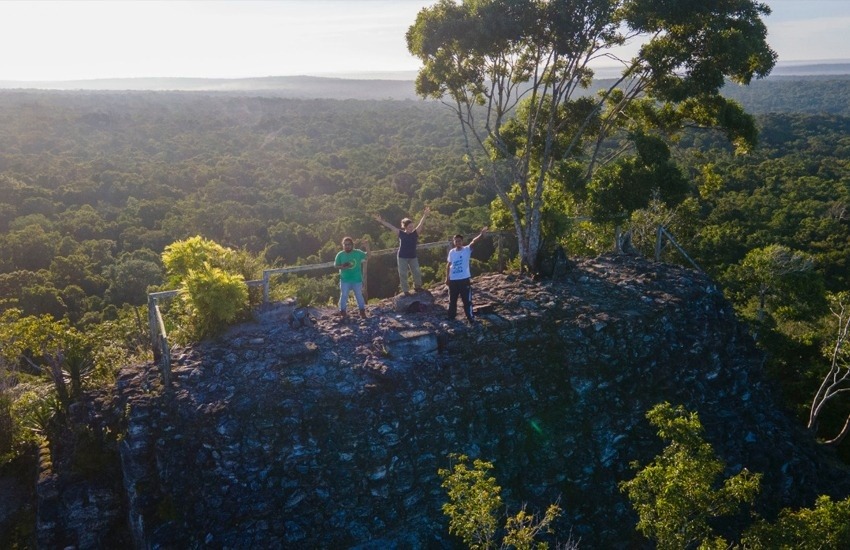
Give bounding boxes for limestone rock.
[392,289,436,313]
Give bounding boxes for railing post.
[655,225,664,261]
[263,271,270,304]
[497,233,504,273]
[159,332,171,386]
[148,294,159,361]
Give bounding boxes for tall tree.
[407,0,775,272]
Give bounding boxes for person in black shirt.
[373,206,430,294]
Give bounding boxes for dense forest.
[1,75,850,473]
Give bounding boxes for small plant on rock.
[439,453,564,549]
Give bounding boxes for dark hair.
[342,237,354,246]
[453,234,464,240]
[402,218,413,226]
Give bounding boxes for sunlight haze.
[0,0,848,82]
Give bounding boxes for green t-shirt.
[335,249,367,283]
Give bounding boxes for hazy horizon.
[1,59,848,92]
[0,1,849,83]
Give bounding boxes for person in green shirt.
[334,236,369,319]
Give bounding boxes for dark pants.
[448,278,473,320]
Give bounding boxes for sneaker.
[359,309,367,319]
[414,286,424,292]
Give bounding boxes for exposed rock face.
[44,254,850,547]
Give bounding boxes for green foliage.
[627,196,700,260]
[407,0,774,271]
[1,81,850,461]
[624,403,850,547]
[502,505,563,550]
[620,402,762,550]
[272,275,338,308]
[720,245,825,325]
[162,236,234,288]
[105,250,163,307]
[440,454,501,549]
[439,453,563,549]
[741,495,850,549]
[586,141,688,222]
[161,236,268,340]
[0,308,89,380]
[5,388,57,464]
[60,329,94,400]
[179,263,249,340]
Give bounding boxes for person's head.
[401,218,413,231]
[342,237,354,250]
[453,234,464,248]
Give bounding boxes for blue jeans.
[339,281,365,311]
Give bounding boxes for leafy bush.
[741,495,850,549]
[7,388,57,459]
[179,263,249,339]
[162,236,233,288]
[622,402,850,549]
[620,402,761,549]
[439,453,564,549]
[162,237,268,340]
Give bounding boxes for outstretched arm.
[469,226,488,248]
[373,213,400,233]
[413,205,430,233]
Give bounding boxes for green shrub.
[162,236,232,287]
[8,388,57,454]
[622,402,850,549]
[439,453,563,549]
[620,402,761,550]
[741,495,850,550]
[180,263,249,339]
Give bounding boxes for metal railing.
[655,226,702,272]
[146,228,701,383]
[146,234,509,383]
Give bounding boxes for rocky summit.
[34,253,850,548]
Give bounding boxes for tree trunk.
[824,415,850,446]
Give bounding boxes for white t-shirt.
[447,246,472,280]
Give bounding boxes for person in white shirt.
[445,227,487,322]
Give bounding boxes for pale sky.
[0,0,848,82]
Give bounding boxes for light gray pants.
[398,257,422,293]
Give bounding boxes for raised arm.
[373,213,400,233]
[469,226,488,248]
[413,205,430,233]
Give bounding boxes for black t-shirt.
[398,230,418,258]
